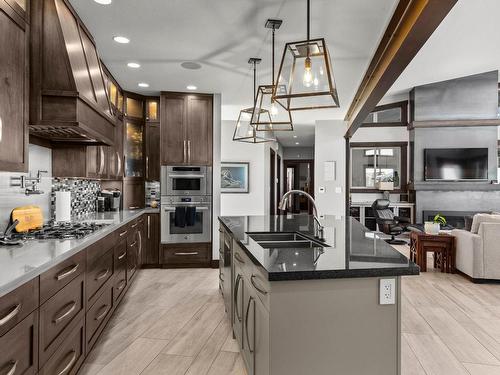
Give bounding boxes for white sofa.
[451,214,500,281]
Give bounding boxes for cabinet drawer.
[250,265,270,311]
[86,283,113,347]
[40,251,85,303]
[0,278,38,336]
[127,235,138,282]
[233,242,253,278]
[114,239,127,272]
[0,311,38,375]
[113,269,127,303]
[39,318,84,375]
[161,243,211,265]
[39,273,85,367]
[86,232,115,265]
[86,248,114,306]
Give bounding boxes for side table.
[409,232,455,273]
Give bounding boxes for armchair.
[371,199,416,244]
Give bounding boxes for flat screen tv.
[424,148,488,181]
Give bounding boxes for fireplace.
[422,210,489,229]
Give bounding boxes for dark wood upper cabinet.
[0,0,29,172]
[186,95,213,165]
[145,123,160,181]
[29,0,116,145]
[160,92,213,166]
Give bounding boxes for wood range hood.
[29,0,116,145]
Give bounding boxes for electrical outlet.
[379,278,396,305]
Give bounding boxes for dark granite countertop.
[219,215,420,281]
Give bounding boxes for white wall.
[220,120,266,216]
[282,147,314,160]
[314,120,347,216]
[0,144,53,231]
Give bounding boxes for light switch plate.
[335,187,342,194]
[379,278,396,305]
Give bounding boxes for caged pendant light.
[272,0,340,111]
[251,19,293,132]
[233,58,276,143]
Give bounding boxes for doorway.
[283,159,314,214]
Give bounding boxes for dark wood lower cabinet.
[0,311,38,375]
[0,277,38,336]
[143,213,159,266]
[160,242,211,267]
[39,273,85,367]
[39,318,85,375]
[86,283,113,350]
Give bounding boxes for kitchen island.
[219,215,419,375]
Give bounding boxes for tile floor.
[80,246,500,375]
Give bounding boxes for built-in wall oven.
[161,166,212,196]
[161,195,212,243]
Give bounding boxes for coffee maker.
[100,190,121,211]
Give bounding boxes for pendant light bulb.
[270,100,279,116]
[303,56,313,87]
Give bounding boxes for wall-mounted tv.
[424,148,488,181]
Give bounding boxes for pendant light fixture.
[233,58,276,143]
[251,19,293,132]
[272,0,340,111]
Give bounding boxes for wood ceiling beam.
[344,0,457,138]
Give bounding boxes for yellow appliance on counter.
[10,205,44,232]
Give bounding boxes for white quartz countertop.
[0,209,153,297]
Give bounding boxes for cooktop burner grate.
[4,222,108,241]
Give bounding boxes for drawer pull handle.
[95,269,110,281]
[234,274,242,322]
[250,275,268,295]
[130,241,137,247]
[234,252,245,264]
[57,350,77,375]
[174,252,198,256]
[3,360,17,375]
[118,252,126,260]
[117,279,126,291]
[119,230,128,237]
[56,264,79,281]
[131,223,138,228]
[245,296,254,353]
[53,301,77,324]
[95,304,109,321]
[0,304,21,326]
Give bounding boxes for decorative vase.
[424,221,440,235]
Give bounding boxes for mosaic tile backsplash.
[52,179,101,218]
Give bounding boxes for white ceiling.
[69,0,398,147]
[387,0,500,96]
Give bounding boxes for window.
[350,143,407,192]
[361,101,408,127]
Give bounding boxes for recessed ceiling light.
[181,62,202,70]
[94,0,112,4]
[293,135,298,138]
[186,85,197,91]
[113,36,130,44]
[127,62,140,68]
[138,82,149,88]
[295,142,300,145]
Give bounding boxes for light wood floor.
[80,246,500,375]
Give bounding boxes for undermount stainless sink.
[247,232,329,249]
